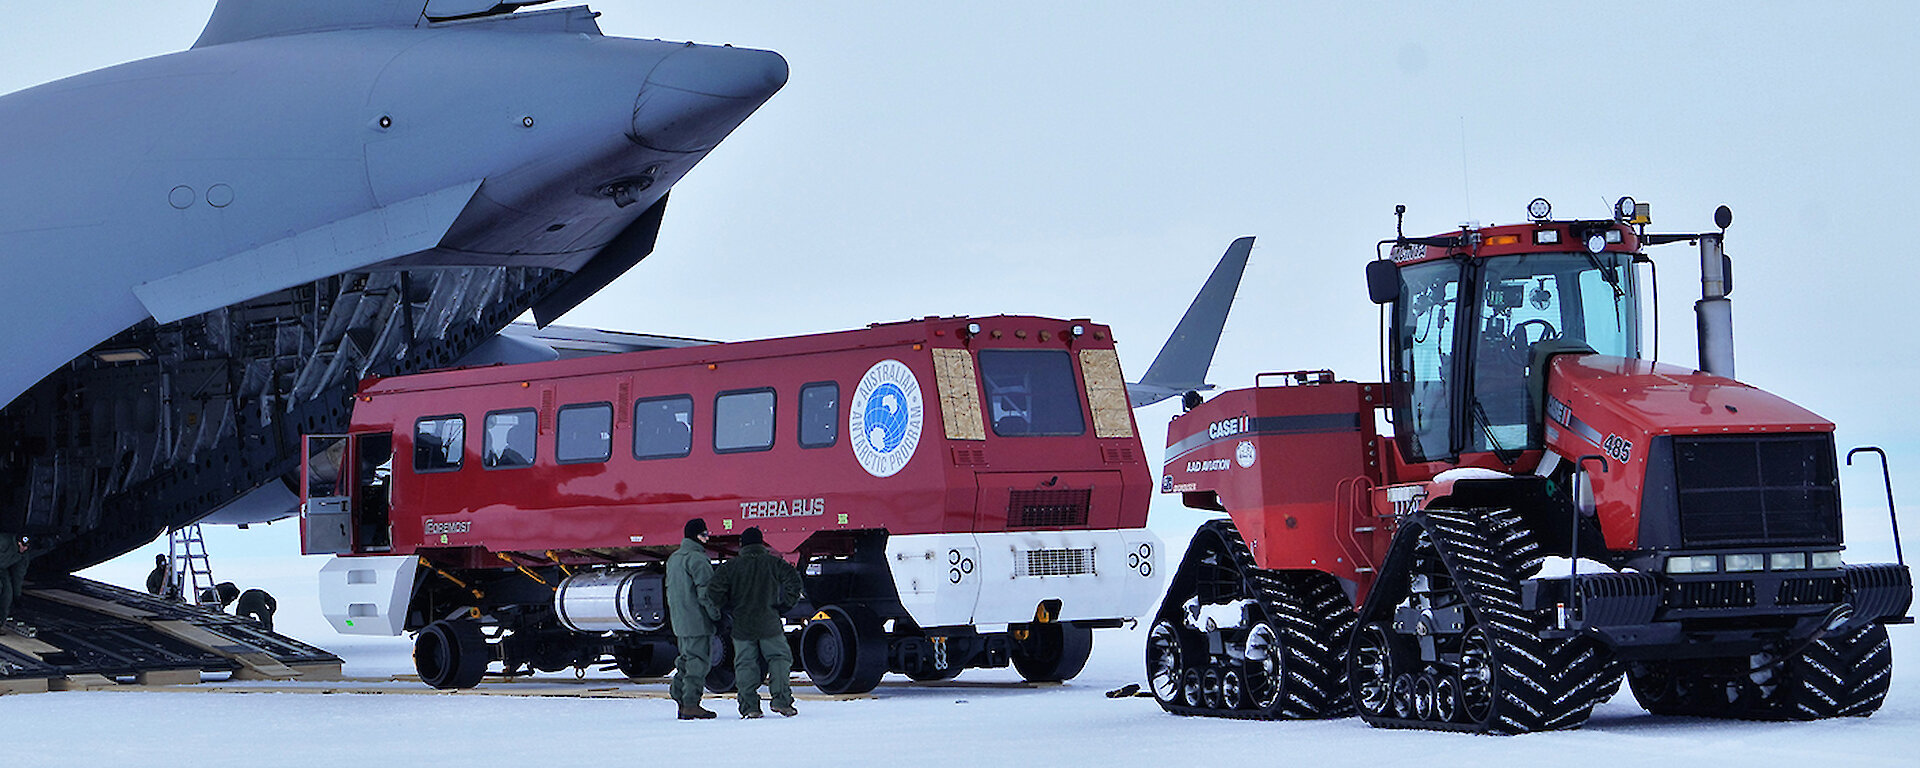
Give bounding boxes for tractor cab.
[1369,200,1645,469]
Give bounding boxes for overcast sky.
[5,2,1917,555]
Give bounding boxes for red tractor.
[1147,199,1911,733]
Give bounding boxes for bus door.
[303,434,352,554]
[355,433,394,551]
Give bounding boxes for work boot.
[772,704,798,717]
[740,710,764,719]
[677,703,717,720]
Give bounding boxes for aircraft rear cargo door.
[302,435,351,554]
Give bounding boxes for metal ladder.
[167,525,221,608]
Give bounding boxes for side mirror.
[1573,454,1609,518]
[1366,259,1400,304]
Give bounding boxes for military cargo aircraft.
[0,0,787,572]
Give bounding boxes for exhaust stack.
[1694,206,1736,379]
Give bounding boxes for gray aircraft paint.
[0,0,784,571]
[1126,237,1253,408]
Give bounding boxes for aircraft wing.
[1126,236,1253,408]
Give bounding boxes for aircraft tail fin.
[1126,237,1253,408]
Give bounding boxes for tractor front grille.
[1673,435,1840,547]
[1777,576,1846,606]
[1667,580,1757,609]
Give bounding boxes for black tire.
[703,633,737,693]
[801,604,887,695]
[415,619,488,690]
[612,641,676,680]
[1012,622,1093,682]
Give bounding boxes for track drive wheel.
[1013,621,1093,683]
[801,604,887,695]
[1146,619,1188,706]
[415,619,489,690]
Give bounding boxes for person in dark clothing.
[666,518,720,720]
[0,533,36,637]
[146,554,174,598]
[236,588,277,631]
[707,526,804,718]
[199,581,241,611]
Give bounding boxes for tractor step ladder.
[168,525,220,608]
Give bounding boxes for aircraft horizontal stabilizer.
[1126,236,1253,408]
[132,180,482,324]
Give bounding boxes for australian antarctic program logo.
[850,359,924,478]
[1236,440,1257,468]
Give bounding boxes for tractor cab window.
[979,350,1085,436]
[1391,260,1463,462]
[1468,251,1639,453]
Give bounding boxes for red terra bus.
[301,315,1161,693]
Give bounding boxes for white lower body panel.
[317,555,420,636]
[885,528,1162,629]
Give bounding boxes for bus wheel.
[416,619,488,689]
[801,605,886,695]
[1012,622,1092,683]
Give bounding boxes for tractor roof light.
[1724,553,1764,573]
[1585,233,1608,254]
[1528,197,1552,220]
[1534,229,1561,245]
[1811,551,1844,570]
[1769,552,1808,571]
[1615,196,1637,221]
[1604,229,1623,243]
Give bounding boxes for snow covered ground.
[1,516,1911,767]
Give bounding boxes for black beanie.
[741,526,764,547]
[684,518,708,539]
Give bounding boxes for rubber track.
[1629,623,1892,720]
[1150,520,1356,720]
[1353,508,1617,734]
[1786,624,1893,718]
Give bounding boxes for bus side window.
[484,409,537,469]
[635,395,693,459]
[556,402,613,463]
[799,381,838,448]
[414,415,464,473]
[715,388,775,453]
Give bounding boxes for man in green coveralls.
[667,518,719,720]
[708,526,805,718]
